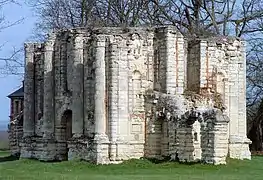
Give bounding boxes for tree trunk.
[248,99,263,151]
[248,120,263,151]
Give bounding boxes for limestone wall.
[153,27,186,94]
[185,37,251,160]
[21,28,157,161]
[19,26,251,164]
[144,99,163,158]
[177,126,195,162]
[105,29,154,160]
[8,97,24,155]
[198,38,250,159]
[200,111,230,165]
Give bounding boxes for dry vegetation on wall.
[183,90,225,111]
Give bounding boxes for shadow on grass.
[0,151,20,163]
[141,156,206,166]
[0,153,20,163]
[142,156,174,164]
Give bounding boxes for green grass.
[0,150,9,157]
[0,151,262,180]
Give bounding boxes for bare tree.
[28,0,149,37]
[0,0,24,76]
[28,0,263,37]
[142,0,263,37]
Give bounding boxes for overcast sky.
[0,2,36,126]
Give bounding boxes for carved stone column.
[93,35,109,164]
[94,35,107,138]
[72,35,84,137]
[42,34,55,139]
[23,43,35,137]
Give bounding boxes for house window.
[15,100,19,115]
[10,100,14,115]
[21,100,24,111]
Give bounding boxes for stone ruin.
[144,91,232,164]
[8,26,251,165]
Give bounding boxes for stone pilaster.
[108,42,119,161]
[176,35,186,94]
[93,35,109,164]
[34,46,44,136]
[228,40,251,160]
[72,34,84,137]
[23,43,35,137]
[201,113,229,165]
[43,33,55,139]
[238,40,248,137]
[164,27,177,95]
[83,37,95,137]
[20,43,36,159]
[37,33,57,161]
[118,41,130,146]
[164,26,186,95]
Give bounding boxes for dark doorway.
[61,109,72,160]
[61,109,72,140]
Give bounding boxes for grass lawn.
[0,151,262,180]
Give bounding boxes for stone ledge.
[229,135,252,144]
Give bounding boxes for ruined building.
[9,26,251,165]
